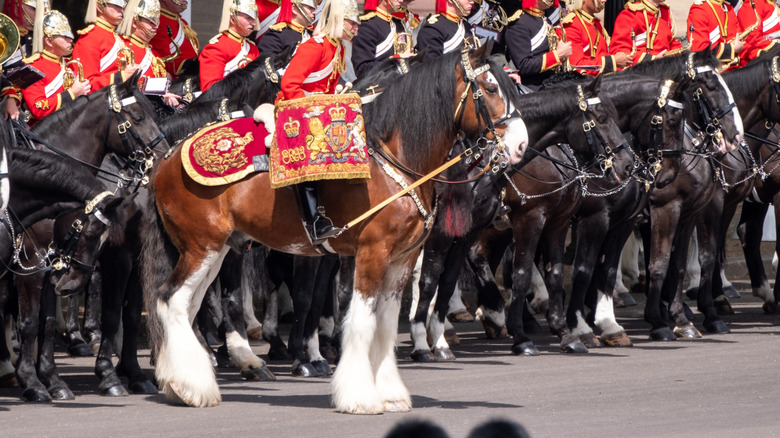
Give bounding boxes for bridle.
[106,85,166,189]
[634,79,685,188]
[50,191,114,273]
[572,85,628,176]
[685,54,739,152]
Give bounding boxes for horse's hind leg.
[217,251,274,382]
[737,201,773,305]
[38,279,74,400]
[304,255,339,375]
[83,269,102,355]
[116,265,157,394]
[242,247,264,340]
[410,249,443,362]
[155,247,229,407]
[64,294,93,357]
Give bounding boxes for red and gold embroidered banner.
[180,117,269,186]
[270,93,370,189]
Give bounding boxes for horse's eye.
[484,84,499,94]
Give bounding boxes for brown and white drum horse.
[141,44,528,412]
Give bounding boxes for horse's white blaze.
[477,306,506,328]
[226,330,263,369]
[155,250,226,408]
[0,148,9,214]
[502,118,528,164]
[331,292,382,413]
[594,290,624,336]
[428,311,449,350]
[571,310,593,337]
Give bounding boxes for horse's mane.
[517,84,581,121]
[31,75,153,136]
[365,49,504,174]
[623,49,720,81]
[8,148,105,201]
[352,53,425,94]
[200,47,293,103]
[724,45,780,98]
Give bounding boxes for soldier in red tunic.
[255,0,283,40]
[72,0,138,93]
[610,0,682,65]
[2,0,40,120]
[277,0,361,244]
[687,0,743,67]
[561,0,630,75]
[198,0,261,92]
[257,0,315,57]
[149,0,198,78]
[737,0,779,65]
[118,0,182,107]
[22,10,91,125]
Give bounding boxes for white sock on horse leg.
[594,290,624,336]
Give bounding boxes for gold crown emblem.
[329,104,347,122]
[284,117,301,138]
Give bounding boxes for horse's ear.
[471,39,492,60]
[585,74,603,96]
[126,70,143,91]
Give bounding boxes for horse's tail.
[140,174,179,363]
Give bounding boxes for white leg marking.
[0,148,9,214]
[620,232,641,287]
[447,285,467,313]
[226,330,263,369]
[686,233,701,287]
[242,267,262,334]
[262,290,279,339]
[476,306,506,328]
[594,291,624,336]
[428,311,449,350]
[529,265,548,312]
[374,294,411,412]
[409,321,429,352]
[155,249,228,407]
[305,332,325,363]
[571,311,593,337]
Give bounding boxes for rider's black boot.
[295,182,339,245]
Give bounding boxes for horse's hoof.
[650,327,676,341]
[267,345,294,361]
[561,336,588,354]
[100,384,129,397]
[714,297,735,315]
[242,364,277,381]
[443,329,460,346]
[674,323,702,339]
[168,381,221,407]
[215,346,232,368]
[763,301,780,314]
[578,332,602,348]
[616,292,638,308]
[246,326,263,340]
[22,388,52,402]
[410,350,436,363]
[704,319,730,334]
[483,319,509,339]
[433,348,456,362]
[383,400,412,413]
[684,287,699,301]
[89,337,101,356]
[723,285,741,299]
[311,360,332,376]
[601,331,633,347]
[447,309,474,323]
[49,387,75,400]
[0,373,19,388]
[128,380,159,394]
[511,341,539,356]
[291,361,319,378]
[68,341,94,357]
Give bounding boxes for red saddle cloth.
[270,93,370,189]
[180,117,269,186]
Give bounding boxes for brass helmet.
[135,0,160,25]
[85,0,128,24]
[342,0,359,23]
[219,0,258,33]
[117,0,159,36]
[562,0,582,9]
[42,10,73,39]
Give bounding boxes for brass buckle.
[118,120,131,134]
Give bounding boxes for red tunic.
[21,51,76,124]
[610,0,683,65]
[257,0,282,38]
[561,10,617,76]
[687,0,740,64]
[125,35,168,79]
[71,18,127,93]
[149,9,199,77]
[198,30,260,92]
[279,36,343,101]
[737,0,779,65]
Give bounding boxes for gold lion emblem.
[192,127,253,174]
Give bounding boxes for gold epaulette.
[626,1,645,11]
[507,10,523,23]
[183,23,199,52]
[77,24,95,35]
[22,53,40,64]
[693,0,705,5]
[152,56,167,78]
[561,11,575,25]
[209,34,221,45]
[360,11,377,21]
[269,22,288,31]
[427,14,439,24]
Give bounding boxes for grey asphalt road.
[1,284,779,438]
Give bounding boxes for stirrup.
[308,215,341,245]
